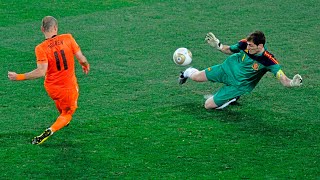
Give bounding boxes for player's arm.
[219,45,233,54]
[8,63,47,81]
[75,50,90,74]
[205,32,233,55]
[276,70,302,87]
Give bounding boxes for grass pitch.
[1,0,319,179]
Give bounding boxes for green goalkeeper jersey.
[222,39,281,92]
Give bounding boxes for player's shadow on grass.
[178,102,305,139]
[38,127,82,148]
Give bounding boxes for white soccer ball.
[173,47,192,66]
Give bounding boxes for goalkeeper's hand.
[290,74,302,87]
[82,63,90,75]
[205,32,223,50]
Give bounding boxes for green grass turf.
[1,0,319,179]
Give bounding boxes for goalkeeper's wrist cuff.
[16,74,26,81]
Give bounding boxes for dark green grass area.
[1,0,319,179]
[0,0,160,26]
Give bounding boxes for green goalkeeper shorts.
[205,65,247,106]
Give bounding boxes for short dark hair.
[246,30,266,46]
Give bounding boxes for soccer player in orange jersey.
[8,16,90,145]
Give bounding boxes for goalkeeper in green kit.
[179,30,302,109]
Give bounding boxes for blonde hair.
[42,16,58,32]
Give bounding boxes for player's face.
[247,41,259,54]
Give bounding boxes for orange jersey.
[35,34,80,89]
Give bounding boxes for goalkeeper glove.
[205,32,223,50]
[290,74,302,87]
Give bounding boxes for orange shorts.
[45,85,79,113]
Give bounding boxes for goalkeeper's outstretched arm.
[219,45,233,55]
[277,70,302,87]
[205,32,233,55]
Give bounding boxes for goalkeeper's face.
[247,41,264,55]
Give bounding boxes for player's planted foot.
[32,128,53,145]
[179,71,188,85]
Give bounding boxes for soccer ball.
[173,47,192,66]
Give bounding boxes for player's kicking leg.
[31,128,53,145]
[179,67,207,84]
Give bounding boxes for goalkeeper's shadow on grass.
[179,102,305,138]
[176,102,245,123]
